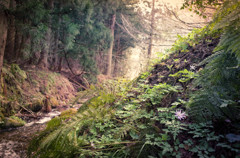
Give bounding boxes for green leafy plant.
[170,69,197,83]
[139,83,180,106]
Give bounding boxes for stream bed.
[0,110,65,158]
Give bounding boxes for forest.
[0,0,240,157]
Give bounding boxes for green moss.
[48,73,56,85]
[46,73,58,93]
[0,101,18,116]
[45,109,77,130]
[1,66,25,102]
[46,117,61,130]
[10,64,27,81]
[37,71,47,78]
[4,116,26,128]
[60,108,77,119]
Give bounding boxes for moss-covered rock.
[4,116,26,128]
[60,108,77,119]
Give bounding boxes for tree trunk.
[58,57,63,72]
[51,12,61,71]
[5,0,16,63]
[38,0,54,69]
[14,28,22,62]
[38,43,49,69]
[0,0,10,77]
[106,14,116,76]
[16,34,30,64]
[28,36,40,65]
[113,34,121,77]
[147,0,155,63]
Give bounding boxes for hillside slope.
[0,65,76,128]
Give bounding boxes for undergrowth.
[28,76,238,157]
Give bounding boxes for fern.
[188,1,240,122]
[29,77,187,157]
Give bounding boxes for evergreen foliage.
[0,0,141,81]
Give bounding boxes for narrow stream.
[0,110,64,158]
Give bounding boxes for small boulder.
[60,108,77,119]
[4,116,26,128]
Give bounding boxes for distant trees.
[0,0,140,82]
[106,14,116,76]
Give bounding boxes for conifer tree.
[0,0,141,82]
